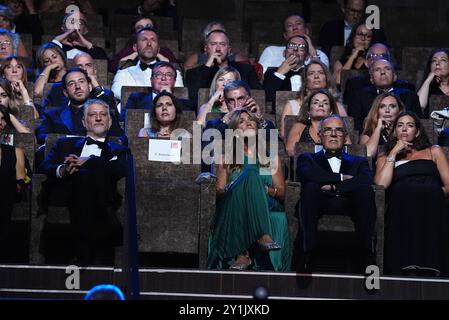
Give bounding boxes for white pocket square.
[109,156,118,161]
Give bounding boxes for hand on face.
[278,54,299,74]
[205,52,223,67]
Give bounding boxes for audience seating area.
[3,0,449,277]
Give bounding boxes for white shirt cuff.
[274,72,286,80]
[56,164,64,178]
[340,173,343,181]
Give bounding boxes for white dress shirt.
[111,60,184,101]
[56,137,105,178]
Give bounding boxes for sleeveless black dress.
[385,159,449,276]
[0,144,17,241]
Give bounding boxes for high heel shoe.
[230,256,252,271]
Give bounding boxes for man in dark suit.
[122,61,194,122]
[36,67,123,145]
[202,80,276,172]
[343,43,415,107]
[263,35,309,104]
[42,52,116,110]
[40,99,130,265]
[186,30,262,108]
[318,0,387,58]
[296,114,377,272]
[348,59,422,132]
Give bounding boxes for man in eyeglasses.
[0,28,15,59]
[263,35,309,103]
[343,43,415,110]
[186,30,262,108]
[318,0,388,58]
[296,114,377,273]
[111,27,184,103]
[349,58,422,132]
[121,61,194,121]
[259,14,329,75]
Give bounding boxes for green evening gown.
[207,159,291,271]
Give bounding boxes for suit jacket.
[186,61,263,107]
[111,61,184,100]
[40,136,129,179]
[318,19,389,58]
[263,67,303,103]
[343,73,416,107]
[296,150,373,194]
[42,83,118,114]
[36,104,125,145]
[122,89,195,122]
[348,86,422,132]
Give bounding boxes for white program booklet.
[148,139,181,163]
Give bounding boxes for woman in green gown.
[207,109,291,271]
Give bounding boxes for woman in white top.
[280,59,347,139]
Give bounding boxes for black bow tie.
[140,62,155,71]
[325,150,343,159]
[86,137,106,148]
[289,68,303,76]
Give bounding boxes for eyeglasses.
[367,53,389,60]
[0,40,11,47]
[153,72,176,79]
[286,43,307,51]
[355,32,372,40]
[321,127,346,136]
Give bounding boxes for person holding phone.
[332,21,374,86]
[196,66,241,127]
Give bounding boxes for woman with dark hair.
[375,111,449,277]
[280,59,347,139]
[0,79,31,133]
[360,92,405,157]
[207,109,291,271]
[137,91,184,137]
[332,21,374,85]
[0,104,26,258]
[417,48,449,110]
[33,42,67,101]
[286,89,350,156]
[1,55,37,118]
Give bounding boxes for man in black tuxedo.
[348,59,422,132]
[36,67,123,145]
[122,61,194,121]
[40,99,130,265]
[318,0,388,58]
[296,115,377,272]
[263,35,309,104]
[186,30,262,108]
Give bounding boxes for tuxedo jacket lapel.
[315,150,333,172]
[73,137,86,156]
[339,152,350,174]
